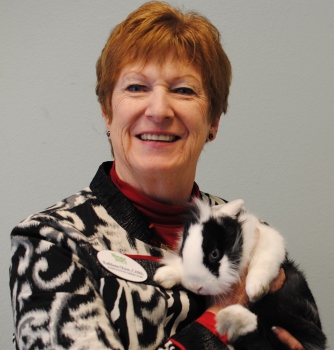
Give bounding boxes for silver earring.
[106,131,110,137]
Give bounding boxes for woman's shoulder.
[10,187,103,247]
[16,187,94,223]
[12,162,113,235]
[199,191,228,206]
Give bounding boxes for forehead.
[122,47,202,73]
[117,56,203,84]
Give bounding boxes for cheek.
[111,98,124,127]
[187,103,211,135]
[188,118,211,146]
[109,104,134,138]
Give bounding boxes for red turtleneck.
[110,162,200,250]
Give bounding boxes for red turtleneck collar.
[110,162,200,249]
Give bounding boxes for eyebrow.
[119,71,203,86]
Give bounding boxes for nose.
[145,88,174,122]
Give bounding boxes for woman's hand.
[269,267,285,292]
[207,268,304,350]
[272,327,304,350]
[270,270,304,349]
[206,272,248,313]
[206,267,284,312]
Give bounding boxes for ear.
[212,199,245,218]
[101,107,112,128]
[209,115,221,140]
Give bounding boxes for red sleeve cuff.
[196,311,229,345]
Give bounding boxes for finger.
[269,268,286,293]
[272,326,304,350]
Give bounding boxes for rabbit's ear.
[212,199,244,218]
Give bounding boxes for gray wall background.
[1,1,333,349]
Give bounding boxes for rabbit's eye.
[209,248,220,263]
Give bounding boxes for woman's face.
[103,57,219,185]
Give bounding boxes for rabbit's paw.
[154,266,181,289]
[216,304,257,342]
[246,273,271,302]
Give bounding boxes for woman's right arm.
[10,220,125,350]
[10,211,231,350]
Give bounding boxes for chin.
[135,157,186,174]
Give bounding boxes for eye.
[173,87,195,95]
[126,84,147,92]
[208,248,221,263]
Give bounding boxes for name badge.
[97,250,148,282]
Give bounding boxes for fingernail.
[272,326,279,335]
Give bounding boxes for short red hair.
[96,1,232,122]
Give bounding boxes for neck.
[114,162,195,205]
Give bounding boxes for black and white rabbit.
[154,199,326,350]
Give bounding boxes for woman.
[10,2,306,349]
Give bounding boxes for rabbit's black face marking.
[202,216,243,277]
[180,204,201,253]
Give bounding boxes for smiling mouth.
[138,134,179,142]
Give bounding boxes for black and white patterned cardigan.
[10,161,229,350]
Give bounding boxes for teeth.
[140,134,176,142]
